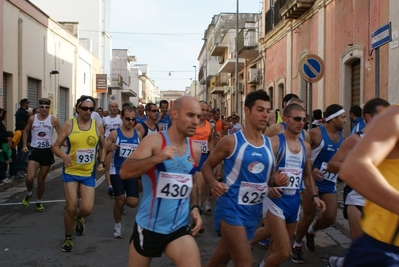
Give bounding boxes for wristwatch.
[100,161,106,168]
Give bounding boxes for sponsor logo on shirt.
[248,162,265,174]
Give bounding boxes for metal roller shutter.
[351,59,361,106]
[27,77,39,108]
[59,87,68,126]
[3,73,7,127]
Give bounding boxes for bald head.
[173,95,198,112]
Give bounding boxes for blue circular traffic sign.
[298,54,324,83]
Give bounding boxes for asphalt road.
[0,168,348,267]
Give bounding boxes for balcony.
[238,29,258,59]
[210,74,229,94]
[109,74,124,90]
[280,0,314,20]
[210,42,228,56]
[219,58,245,74]
[121,88,137,97]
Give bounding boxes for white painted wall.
[389,0,399,104]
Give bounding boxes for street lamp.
[193,65,197,99]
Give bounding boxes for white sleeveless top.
[30,114,54,149]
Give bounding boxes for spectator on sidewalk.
[349,105,365,135]
[15,98,30,178]
[0,131,13,184]
[9,122,26,179]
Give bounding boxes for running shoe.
[204,202,212,212]
[108,186,114,197]
[75,214,85,236]
[113,225,123,238]
[22,195,32,207]
[306,232,316,252]
[258,239,270,247]
[61,238,73,252]
[327,256,342,267]
[36,203,45,212]
[291,246,305,264]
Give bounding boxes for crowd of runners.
[9,91,399,267]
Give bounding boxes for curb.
[0,161,64,192]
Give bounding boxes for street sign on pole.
[371,22,391,51]
[298,54,325,84]
[298,54,324,130]
[371,22,391,98]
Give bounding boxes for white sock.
[27,191,33,197]
[36,199,41,204]
[337,257,345,267]
[258,260,264,267]
[308,224,316,235]
[115,222,121,228]
[293,241,302,248]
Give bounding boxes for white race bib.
[76,149,95,164]
[159,123,168,130]
[34,137,51,148]
[279,167,302,189]
[193,140,208,153]
[156,172,193,199]
[238,182,268,205]
[320,162,338,183]
[119,143,138,158]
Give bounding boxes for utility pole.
[193,65,197,99]
[234,0,239,115]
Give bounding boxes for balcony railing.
[237,29,258,58]
[210,73,229,89]
[265,0,288,35]
[280,0,314,20]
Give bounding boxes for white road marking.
[0,174,105,206]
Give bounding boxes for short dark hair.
[245,90,270,110]
[212,107,220,114]
[325,104,344,122]
[75,95,96,109]
[159,100,169,107]
[349,105,362,118]
[313,109,323,120]
[6,131,13,138]
[20,98,29,106]
[363,98,390,117]
[145,103,156,111]
[283,103,306,116]
[121,106,135,116]
[122,102,131,108]
[282,94,299,107]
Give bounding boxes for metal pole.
[308,82,313,130]
[234,0,239,115]
[193,65,197,98]
[375,47,380,98]
[205,41,208,103]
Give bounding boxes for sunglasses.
[288,116,308,122]
[80,106,95,112]
[148,109,159,113]
[124,117,136,122]
[40,105,50,109]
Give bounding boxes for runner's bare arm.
[52,119,72,166]
[202,136,234,197]
[22,116,34,152]
[96,122,106,170]
[327,135,359,173]
[340,105,399,215]
[105,130,118,154]
[119,134,173,179]
[264,123,282,138]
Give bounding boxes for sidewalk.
[0,151,65,192]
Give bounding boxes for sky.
[110,0,262,91]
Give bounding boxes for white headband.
[325,109,345,122]
[78,98,94,107]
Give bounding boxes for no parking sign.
[298,54,324,83]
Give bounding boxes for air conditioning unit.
[248,68,258,84]
[238,81,244,93]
